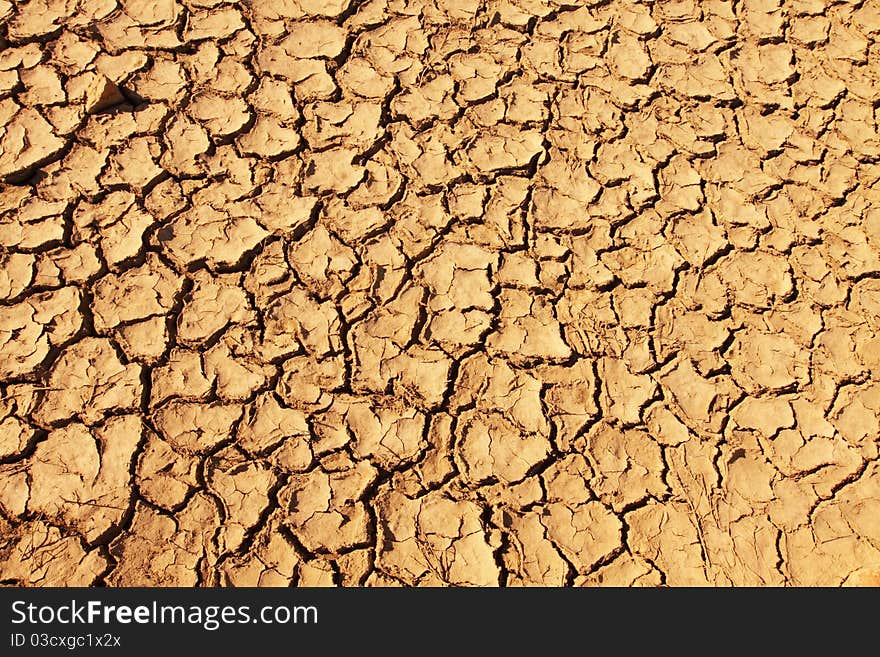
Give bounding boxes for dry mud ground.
[0,0,879,587]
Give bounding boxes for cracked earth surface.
[1,0,880,587]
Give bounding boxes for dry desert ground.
[1,0,880,586]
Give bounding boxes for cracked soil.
[1,0,880,587]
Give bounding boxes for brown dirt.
[1,0,879,587]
